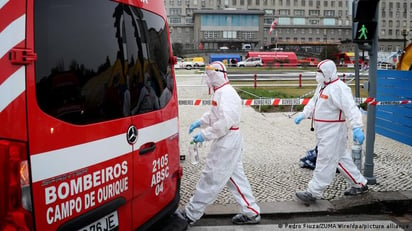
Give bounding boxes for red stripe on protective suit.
[229,177,259,215]
[338,163,364,186]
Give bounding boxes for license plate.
[79,211,119,231]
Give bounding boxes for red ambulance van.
[0,0,182,230]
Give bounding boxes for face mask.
[315,72,325,84]
[202,71,213,88]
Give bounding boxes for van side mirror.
[171,56,177,65]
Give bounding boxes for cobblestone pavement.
[176,74,412,207]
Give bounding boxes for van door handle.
[139,142,156,155]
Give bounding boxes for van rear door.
[120,5,181,228]
[29,1,134,230]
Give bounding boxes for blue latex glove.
[353,127,365,145]
[193,133,204,143]
[189,120,201,134]
[294,113,305,125]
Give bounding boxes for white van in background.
[242,44,252,50]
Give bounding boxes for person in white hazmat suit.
[294,59,368,202]
[176,61,261,225]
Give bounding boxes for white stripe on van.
[0,66,25,113]
[0,14,25,59]
[0,0,9,9]
[30,117,178,183]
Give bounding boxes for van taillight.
[0,140,33,231]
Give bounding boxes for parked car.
[237,57,264,67]
[191,57,205,68]
[182,59,195,70]
[181,57,205,69]
[242,43,252,50]
[174,57,184,69]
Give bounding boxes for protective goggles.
[205,65,226,73]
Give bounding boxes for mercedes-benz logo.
[127,125,138,145]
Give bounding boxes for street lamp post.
[324,33,328,58]
[401,28,409,50]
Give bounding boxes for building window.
[241,32,255,39]
[294,10,304,16]
[278,17,291,25]
[265,9,274,15]
[279,9,290,16]
[293,18,305,25]
[185,8,196,15]
[301,0,305,6]
[309,10,319,16]
[309,19,319,25]
[324,10,334,17]
[169,17,181,24]
[185,17,193,24]
[264,18,274,24]
[223,31,237,39]
[170,8,182,15]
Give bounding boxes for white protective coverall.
[184,61,260,221]
[300,59,367,199]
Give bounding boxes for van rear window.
[35,1,172,124]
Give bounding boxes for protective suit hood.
[204,61,229,90]
[316,60,338,84]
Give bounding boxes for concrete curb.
[203,190,412,217]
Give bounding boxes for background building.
[166,0,411,56]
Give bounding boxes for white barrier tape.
[364,98,412,106]
[179,98,313,106]
[179,98,412,106]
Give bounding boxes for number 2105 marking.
[152,154,168,173]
